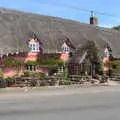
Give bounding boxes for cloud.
[100,24,117,28]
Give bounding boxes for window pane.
[63,47,69,52]
[33,44,35,50]
[29,44,32,51]
[36,43,39,51]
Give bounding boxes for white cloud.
[100,24,117,28]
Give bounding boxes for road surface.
[0,86,120,120]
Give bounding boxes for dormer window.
[29,43,39,52]
[33,44,36,51]
[28,38,41,52]
[104,48,109,57]
[61,38,75,54]
[62,42,70,53]
[104,46,112,57]
[63,46,69,53]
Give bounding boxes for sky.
[0,0,120,28]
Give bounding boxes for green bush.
[5,76,17,83]
[23,71,45,80]
[3,58,24,67]
[25,61,39,66]
[64,62,69,80]
[25,58,63,66]
[86,41,103,75]
[113,25,120,30]
[3,58,63,67]
[110,60,120,73]
[0,71,4,79]
[38,58,63,66]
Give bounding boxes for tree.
[86,41,103,76]
[113,25,120,30]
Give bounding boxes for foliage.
[38,58,63,65]
[3,58,24,67]
[87,41,100,61]
[25,58,63,67]
[25,61,39,66]
[5,76,17,83]
[86,41,103,75]
[96,60,104,75]
[64,62,69,80]
[110,60,120,73]
[23,71,45,80]
[3,58,63,67]
[113,25,120,30]
[0,70,4,79]
[25,58,63,75]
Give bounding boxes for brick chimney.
[90,11,98,26]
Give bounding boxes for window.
[27,65,36,71]
[104,48,110,57]
[63,47,69,53]
[33,44,36,51]
[29,43,40,52]
[29,44,32,51]
[36,43,40,51]
[58,65,64,72]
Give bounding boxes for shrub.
[3,58,24,67]
[64,62,69,80]
[23,71,45,80]
[110,60,120,74]
[25,61,39,66]
[6,76,17,83]
[38,58,63,66]
[0,71,4,79]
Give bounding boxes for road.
[0,86,120,120]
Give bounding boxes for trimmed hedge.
[2,58,24,67]
[25,58,64,66]
[23,71,45,80]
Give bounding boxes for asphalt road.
[0,87,120,120]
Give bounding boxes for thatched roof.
[0,8,120,57]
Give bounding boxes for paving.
[0,85,120,120]
[0,84,119,97]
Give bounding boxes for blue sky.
[0,0,120,27]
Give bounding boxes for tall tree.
[86,41,103,76]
